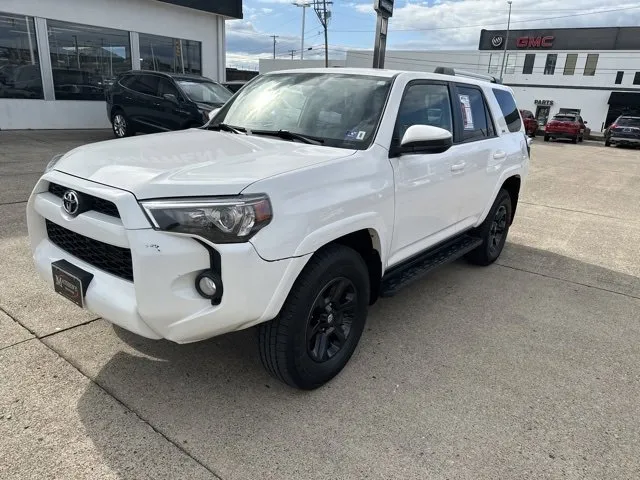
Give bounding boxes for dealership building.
[0,0,242,130]
[262,26,640,132]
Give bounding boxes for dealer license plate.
[52,260,93,308]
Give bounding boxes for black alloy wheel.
[306,277,357,363]
[488,205,508,257]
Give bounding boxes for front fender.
[293,212,390,267]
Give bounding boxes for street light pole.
[499,1,512,81]
[293,1,310,60]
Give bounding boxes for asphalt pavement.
[1,130,639,479]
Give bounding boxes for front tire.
[258,245,370,389]
[466,189,512,266]
[111,110,133,138]
[571,136,578,144]
[605,139,611,147]
[544,135,550,142]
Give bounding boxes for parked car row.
[106,70,235,138]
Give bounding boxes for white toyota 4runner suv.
[28,68,529,389]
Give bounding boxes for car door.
[452,84,506,226]
[388,81,463,264]
[156,77,190,130]
[131,74,160,132]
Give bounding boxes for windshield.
[553,115,576,122]
[177,80,233,105]
[213,73,393,149]
[616,117,640,127]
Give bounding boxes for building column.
[217,17,226,82]
[130,32,141,70]
[34,17,54,101]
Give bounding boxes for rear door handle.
[451,162,466,172]
[493,151,507,160]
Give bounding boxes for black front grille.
[48,182,120,218]
[46,220,134,281]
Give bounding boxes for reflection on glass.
[47,20,131,100]
[177,79,232,106]
[216,73,392,149]
[139,33,201,75]
[0,12,43,99]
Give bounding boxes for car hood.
[53,129,356,199]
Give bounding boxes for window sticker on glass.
[345,130,367,141]
[459,94,475,130]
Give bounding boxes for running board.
[380,234,483,297]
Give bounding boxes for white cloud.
[349,1,640,49]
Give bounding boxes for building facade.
[0,0,242,129]
[261,26,640,133]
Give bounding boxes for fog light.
[195,271,220,299]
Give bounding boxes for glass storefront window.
[47,20,131,100]
[0,12,43,99]
[139,33,201,75]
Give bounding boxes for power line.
[330,5,640,33]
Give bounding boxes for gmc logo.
[517,36,554,48]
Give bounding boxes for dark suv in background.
[106,70,233,138]
[605,116,640,147]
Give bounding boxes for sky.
[226,1,640,70]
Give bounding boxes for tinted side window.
[492,89,522,133]
[456,86,493,142]
[131,74,160,96]
[395,83,453,140]
[119,75,137,89]
[158,78,180,98]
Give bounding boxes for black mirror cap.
[163,93,178,103]
[392,136,453,157]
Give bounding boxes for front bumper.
[27,171,310,343]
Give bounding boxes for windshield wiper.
[208,123,247,134]
[249,129,324,145]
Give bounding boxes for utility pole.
[499,1,513,81]
[289,49,296,59]
[373,0,394,69]
[270,35,279,59]
[293,1,310,60]
[313,0,332,67]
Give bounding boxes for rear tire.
[571,136,578,144]
[258,245,370,390]
[111,110,133,138]
[466,189,512,266]
[544,135,550,142]
[578,135,584,143]
[605,139,611,147]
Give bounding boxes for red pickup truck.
[544,114,588,144]
[519,109,538,137]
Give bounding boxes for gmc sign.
[517,36,554,48]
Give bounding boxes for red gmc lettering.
[541,36,554,47]
[516,36,555,48]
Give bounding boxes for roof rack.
[434,67,502,84]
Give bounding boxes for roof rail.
[434,66,502,84]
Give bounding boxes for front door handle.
[493,151,507,160]
[451,162,466,172]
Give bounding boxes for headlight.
[45,154,64,173]
[140,195,272,243]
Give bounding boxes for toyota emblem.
[62,190,81,216]
[491,36,504,48]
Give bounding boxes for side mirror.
[397,125,453,155]
[584,121,588,124]
[163,93,178,104]
[208,107,221,121]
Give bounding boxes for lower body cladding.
[609,136,640,146]
[27,174,310,344]
[545,131,579,139]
